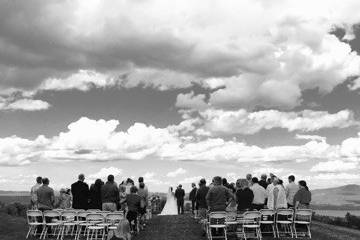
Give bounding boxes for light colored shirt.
[285,182,299,205]
[250,183,266,204]
[30,183,42,204]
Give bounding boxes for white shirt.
[285,182,299,205]
[250,183,266,205]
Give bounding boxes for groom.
[175,184,185,214]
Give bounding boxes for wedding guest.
[37,178,55,211]
[259,174,268,189]
[125,178,134,195]
[196,179,209,220]
[236,179,254,214]
[293,180,311,209]
[107,218,132,240]
[286,175,299,208]
[206,176,234,212]
[267,178,287,210]
[250,177,266,210]
[175,185,185,214]
[126,186,142,232]
[119,185,127,211]
[89,179,103,210]
[189,183,198,215]
[101,175,120,211]
[30,176,42,209]
[57,188,72,209]
[246,174,253,186]
[71,174,90,210]
[138,177,148,192]
[138,182,148,225]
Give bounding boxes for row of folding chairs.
[26,209,125,240]
[205,208,312,240]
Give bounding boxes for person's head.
[199,178,206,186]
[78,174,85,182]
[260,174,267,181]
[107,174,114,183]
[138,177,144,183]
[222,178,228,186]
[273,177,279,185]
[130,186,138,193]
[36,176,42,184]
[60,188,66,194]
[170,187,173,192]
[288,175,295,183]
[246,174,252,181]
[191,183,196,188]
[270,173,276,180]
[298,180,309,191]
[267,178,272,184]
[212,176,222,185]
[119,185,126,193]
[95,179,103,187]
[236,179,249,189]
[66,188,71,194]
[178,184,182,189]
[42,178,49,185]
[278,179,283,185]
[252,177,259,184]
[139,182,145,189]
[126,178,134,185]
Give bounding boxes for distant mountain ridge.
[0,190,29,196]
[312,184,360,208]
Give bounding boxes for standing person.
[138,182,148,227]
[286,175,299,208]
[57,188,72,209]
[206,176,234,212]
[101,175,120,211]
[119,185,127,211]
[125,178,134,195]
[89,179,103,210]
[189,183,198,216]
[250,177,266,210]
[246,174,253,186]
[259,174,268,189]
[30,176,42,209]
[175,184,185,214]
[138,177,148,193]
[71,174,90,210]
[267,178,287,210]
[126,186,142,233]
[196,179,210,220]
[293,180,311,209]
[37,178,55,211]
[235,179,254,214]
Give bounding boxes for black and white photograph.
[1,0,360,239]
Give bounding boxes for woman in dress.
[160,187,178,215]
[89,179,103,210]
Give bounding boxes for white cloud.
[340,133,360,157]
[166,168,187,177]
[175,92,208,110]
[296,134,327,142]
[88,167,123,180]
[313,173,360,180]
[181,176,205,185]
[0,99,51,111]
[310,160,358,172]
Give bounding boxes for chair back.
[209,211,226,225]
[27,210,43,224]
[97,211,110,217]
[61,210,77,221]
[106,213,125,225]
[226,211,237,222]
[295,209,312,222]
[243,211,261,225]
[276,208,294,221]
[86,213,105,225]
[260,209,275,222]
[88,209,101,212]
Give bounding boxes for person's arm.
[51,190,55,206]
[285,185,289,198]
[115,186,120,202]
[205,190,211,209]
[273,187,279,209]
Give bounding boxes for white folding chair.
[242,211,262,240]
[86,213,106,240]
[260,209,276,238]
[276,208,294,238]
[75,210,91,240]
[225,211,238,237]
[42,210,63,240]
[59,210,77,240]
[207,211,228,240]
[294,209,312,239]
[26,210,44,239]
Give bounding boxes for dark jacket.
[71,181,90,210]
[259,180,268,190]
[101,182,120,203]
[196,185,209,209]
[236,188,254,211]
[175,188,185,202]
[189,187,197,201]
[206,185,234,211]
[89,184,102,210]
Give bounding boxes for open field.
[0,195,30,205]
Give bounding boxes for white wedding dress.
[160,188,178,215]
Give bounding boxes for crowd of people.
[30,174,150,234]
[188,173,311,221]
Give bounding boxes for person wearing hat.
[175,184,185,214]
[57,188,72,209]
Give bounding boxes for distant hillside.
[312,184,360,209]
[0,191,29,196]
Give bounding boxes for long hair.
[298,180,309,191]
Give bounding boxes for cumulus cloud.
[310,160,358,172]
[89,167,123,179]
[166,168,187,178]
[175,92,208,110]
[0,98,51,111]
[295,134,327,142]
[175,108,358,136]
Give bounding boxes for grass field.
[0,195,30,205]
[2,212,360,240]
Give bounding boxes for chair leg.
[307,224,311,239]
[224,228,227,240]
[275,224,279,238]
[289,224,294,238]
[26,226,32,239]
[271,224,276,238]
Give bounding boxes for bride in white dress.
[160,187,178,215]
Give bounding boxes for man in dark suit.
[175,184,185,214]
[71,174,90,210]
[189,183,198,215]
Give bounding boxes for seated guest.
[294,180,311,209]
[286,175,299,208]
[250,177,266,210]
[107,218,132,240]
[71,174,90,210]
[267,178,287,210]
[37,178,55,211]
[30,176,42,209]
[89,179,103,210]
[126,186,142,232]
[236,179,254,214]
[259,174,268,189]
[206,176,234,212]
[57,188,72,209]
[101,175,120,211]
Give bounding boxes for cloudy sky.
[1,0,360,192]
